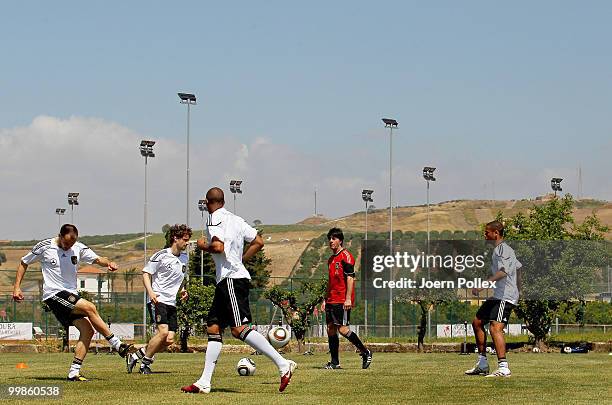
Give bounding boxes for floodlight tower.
[229,180,243,214]
[67,193,79,224]
[551,178,563,197]
[382,117,398,338]
[55,208,66,228]
[361,189,374,336]
[198,198,207,282]
[178,92,197,226]
[422,167,437,244]
[139,139,155,338]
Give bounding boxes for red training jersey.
[326,249,356,304]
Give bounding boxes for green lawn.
[1,352,610,404]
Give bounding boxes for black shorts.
[207,278,252,328]
[43,291,84,328]
[476,299,515,324]
[147,302,178,332]
[325,303,350,326]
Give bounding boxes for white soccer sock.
[195,341,222,388]
[498,360,509,369]
[244,331,289,372]
[105,334,122,351]
[478,354,488,365]
[68,363,81,378]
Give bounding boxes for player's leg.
[338,322,372,369]
[68,317,95,381]
[227,278,295,392]
[139,324,169,374]
[185,324,222,393]
[485,302,512,377]
[184,284,225,394]
[465,302,491,375]
[325,303,342,368]
[72,297,132,357]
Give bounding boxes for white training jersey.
[206,207,258,284]
[490,241,521,305]
[21,238,99,301]
[143,248,188,306]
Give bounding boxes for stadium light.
[382,117,398,338]
[67,193,79,223]
[229,180,243,214]
[551,177,563,197]
[140,139,155,338]
[55,208,66,228]
[198,198,207,282]
[178,92,197,227]
[361,189,374,335]
[422,167,436,244]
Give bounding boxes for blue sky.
[1,1,611,239]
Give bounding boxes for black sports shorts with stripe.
[147,302,178,332]
[44,290,84,328]
[476,299,515,325]
[325,303,351,326]
[207,278,252,328]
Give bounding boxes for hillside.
[1,197,609,289]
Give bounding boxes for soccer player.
[12,224,133,381]
[127,224,191,374]
[181,187,296,394]
[465,220,521,378]
[322,227,372,369]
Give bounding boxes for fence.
[1,270,611,340]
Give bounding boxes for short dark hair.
[327,227,344,244]
[486,220,505,237]
[59,224,78,237]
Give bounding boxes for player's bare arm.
[93,256,118,271]
[196,236,224,254]
[472,268,507,295]
[12,261,28,301]
[344,275,355,310]
[243,234,264,262]
[142,272,159,304]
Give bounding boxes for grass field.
[1,352,610,404]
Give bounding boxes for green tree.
[0,251,6,267]
[499,194,609,348]
[264,281,327,352]
[176,275,215,352]
[162,224,171,233]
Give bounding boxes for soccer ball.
[236,357,256,376]
[267,326,291,349]
[532,347,540,353]
[563,346,572,354]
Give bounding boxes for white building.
[76,266,109,294]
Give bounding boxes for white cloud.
[1,116,609,240]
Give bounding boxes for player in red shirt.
[322,227,372,369]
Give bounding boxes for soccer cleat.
[181,384,211,394]
[67,374,89,382]
[126,354,138,374]
[324,361,342,369]
[117,343,134,358]
[485,368,511,378]
[361,350,373,369]
[279,360,297,392]
[139,365,152,375]
[464,364,490,376]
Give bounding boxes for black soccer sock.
[141,356,154,366]
[343,330,368,355]
[328,334,340,365]
[72,357,83,366]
